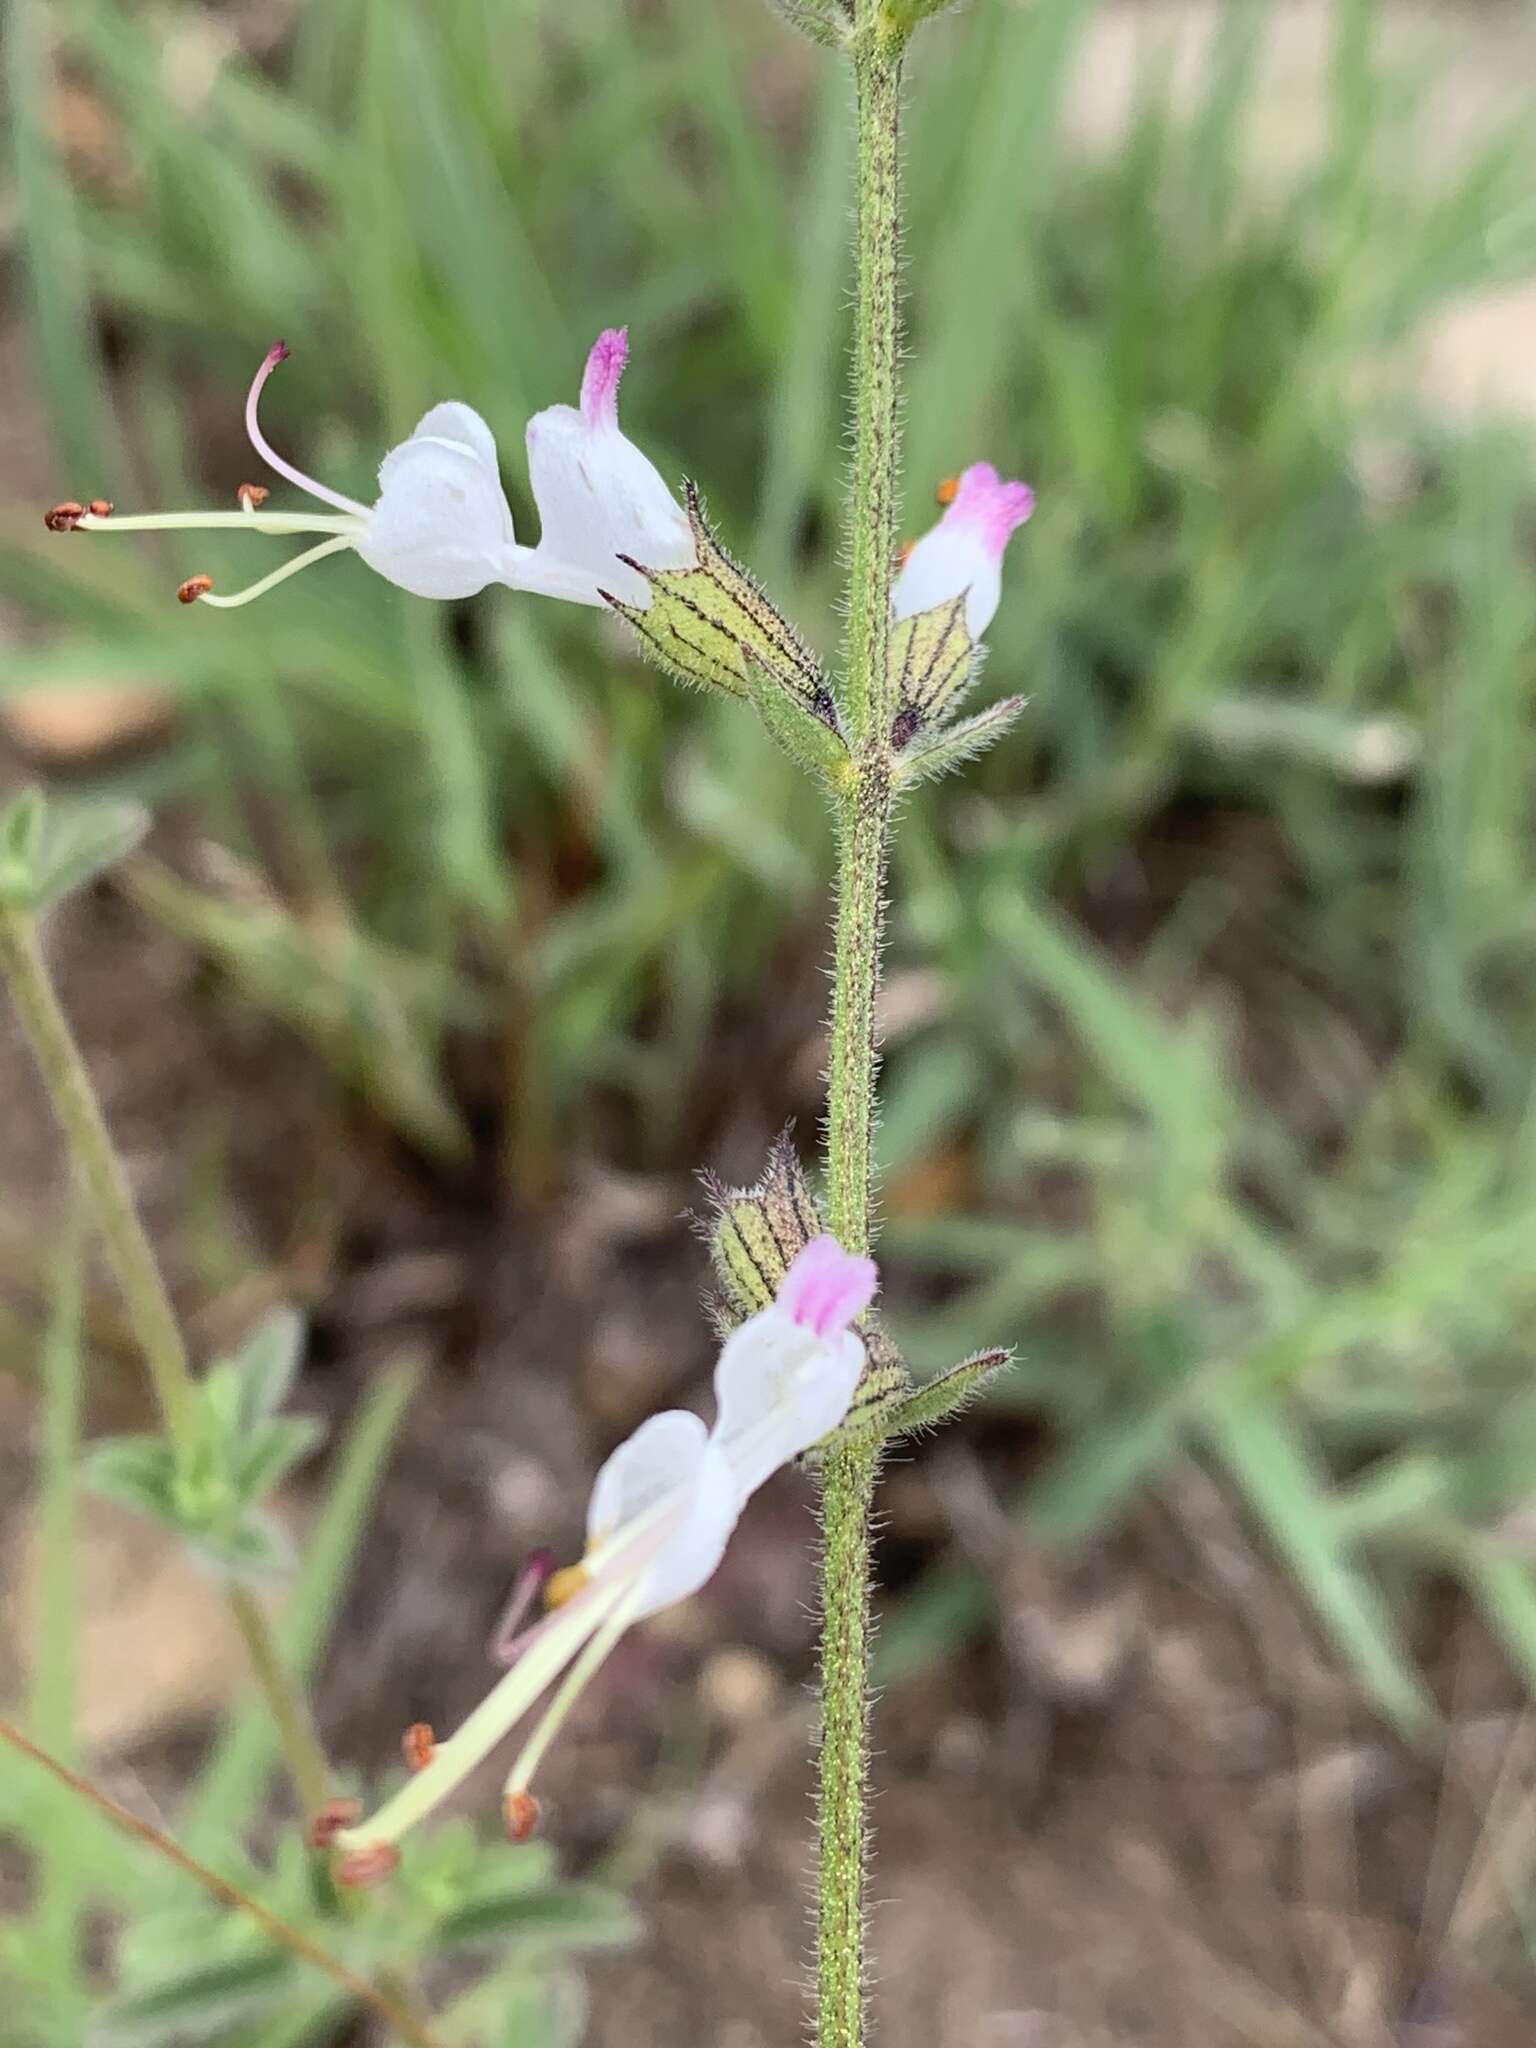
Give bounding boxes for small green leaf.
[885,1348,1012,1438]
[79,1434,180,1526]
[233,1414,327,1503]
[29,797,150,914]
[880,0,959,39]
[894,696,1027,786]
[770,0,850,48]
[95,1950,293,2046]
[740,647,850,781]
[1,787,45,867]
[435,1880,638,1954]
[232,1307,307,1427]
[190,1508,295,1580]
[200,1357,246,1444]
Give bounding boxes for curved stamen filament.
[195,535,355,608]
[503,1589,641,1800]
[245,344,370,519]
[77,510,360,537]
[336,1575,632,1856]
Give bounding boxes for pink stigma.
[490,1548,557,1665]
[580,327,629,429]
[778,1236,878,1340]
[944,462,1035,558]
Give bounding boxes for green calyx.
[699,1129,828,1326]
[882,597,1027,786]
[769,0,852,48]
[699,1134,1010,1455]
[606,485,849,781]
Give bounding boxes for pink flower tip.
[580,327,629,428]
[778,1235,878,1340]
[946,462,1035,557]
[266,340,291,368]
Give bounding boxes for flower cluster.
[45,332,1032,645]
[46,329,693,612]
[327,1234,877,1880]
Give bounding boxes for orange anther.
[936,476,960,506]
[177,574,214,605]
[87,499,115,519]
[544,1564,590,1611]
[333,1842,400,1888]
[306,1797,363,1850]
[44,502,85,533]
[237,482,269,507]
[401,1722,436,1772]
[504,1790,542,1843]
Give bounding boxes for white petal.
[357,433,515,600]
[525,402,693,609]
[891,525,1001,642]
[587,1409,739,1620]
[395,403,503,484]
[712,1308,866,1503]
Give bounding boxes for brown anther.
[936,475,960,506]
[504,1790,542,1843]
[237,482,269,507]
[87,499,114,519]
[45,502,86,533]
[333,1842,401,1889]
[401,1722,436,1772]
[896,540,915,568]
[176,574,215,605]
[306,1797,363,1850]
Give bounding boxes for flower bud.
[698,1131,825,1327]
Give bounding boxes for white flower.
[892,462,1035,641]
[523,326,697,609]
[46,332,692,614]
[330,1234,877,1878]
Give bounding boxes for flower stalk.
[815,9,906,2046]
[0,896,332,1821]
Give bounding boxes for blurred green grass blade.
[872,1562,992,1688]
[1202,1392,1433,1735]
[1457,1538,1536,1698]
[905,0,1091,488]
[3,0,123,478]
[183,1358,421,1856]
[981,878,1231,1165]
[29,1220,95,2029]
[753,60,851,590]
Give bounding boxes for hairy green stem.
[0,899,333,1821]
[841,38,904,745]
[824,770,892,1257]
[226,1582,331,1821]
[816,13,905,2047]
[0,901,200,1454]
